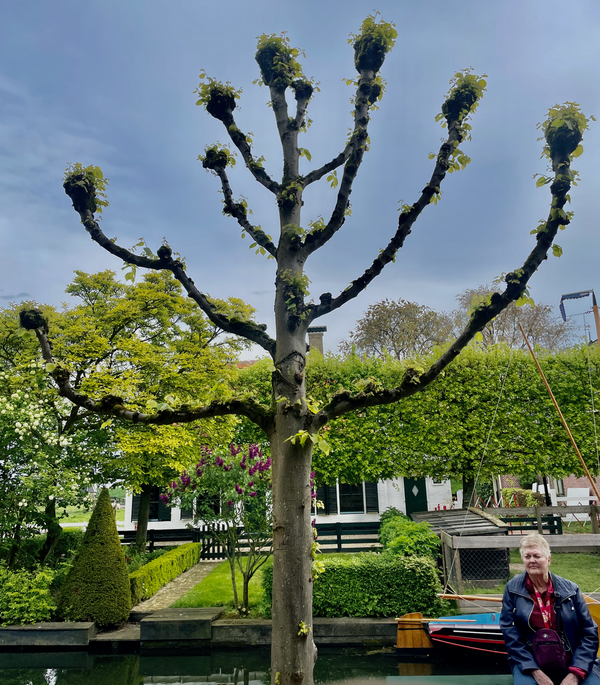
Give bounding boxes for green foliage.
[538,102,594,162]
[262,553,447,618]
[124,548,169,575]
[63,163,109,216]
[0,565,56,626]
[350,13,397,74]
[502,487,545,507]
[195,75,241,118]
[129,543,202,605]
[14,529,85,571]
[379,513,440,560]
[58,488,131,626]
[199,143,237,172]
[255,33,304,88]
[0,355,108,567]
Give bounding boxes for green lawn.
[59,505,124,524]
[468,550,600,594]
[172,553,360,613]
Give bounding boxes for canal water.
[0,647,512,684]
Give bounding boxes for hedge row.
[261,553,446,618]
[129,542,202,605]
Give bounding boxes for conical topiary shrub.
[58,487,131,626]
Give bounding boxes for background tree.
[32,17,591,685]
[4,270,250,555]
[453,285,577,349]
[339,298,453,360]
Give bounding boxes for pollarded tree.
[29,16,592,685]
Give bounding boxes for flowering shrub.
[0,363,108,567]
[165,444,272,614]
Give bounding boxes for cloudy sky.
[2,1,600,357]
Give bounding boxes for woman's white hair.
[519,532,551,560]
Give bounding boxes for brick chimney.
[307,326,327,355]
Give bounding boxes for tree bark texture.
[135,483,152,552]
[39,498,62,564]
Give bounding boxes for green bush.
[261,553,447,618]
[503,487,544,507]
[129,542,202,605]
[378,506,409,527]
[3,528,85,571]
[0,566,56,626]
[379,514,440,560]
[58,488,131,626]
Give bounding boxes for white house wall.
[123,476,453,530]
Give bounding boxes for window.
[339,483,364,513]
[131,486,171,522]
[315,481,379,515]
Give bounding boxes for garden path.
[132,560,220,613]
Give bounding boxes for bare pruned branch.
[34,327,274,433]
[63,179,276,356]
[215,167,277,257]
[308,117,465,322]
[314,145,575,426]
[301,71,379,259]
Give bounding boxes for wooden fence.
[120,521,380,557]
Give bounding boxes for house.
[122,476,453,531]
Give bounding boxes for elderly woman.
[500,533,600,685]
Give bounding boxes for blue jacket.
[500,571,599,676]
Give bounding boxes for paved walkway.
[132,560,221,613]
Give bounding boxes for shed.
[412,508,510,591]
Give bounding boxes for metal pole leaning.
[519,323,600,503]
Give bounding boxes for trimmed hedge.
[129,542,202,605]
[261,553,447,618]
[58,488,131,626]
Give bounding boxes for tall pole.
[519,324,600,502]
[592,292,600,358]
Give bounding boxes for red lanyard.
[533,587,553,628]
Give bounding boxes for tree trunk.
[39,498,62,564]
[270,424,317,685]
[462,475,476,509]
[134,483,152,552]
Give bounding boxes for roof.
[411,507,508,537]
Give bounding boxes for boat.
[397,596,600,658]
[427,612,506,656]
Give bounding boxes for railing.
[482,505,600,535]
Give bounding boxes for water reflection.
[0,649,510,685]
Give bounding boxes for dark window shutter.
[131,493,141,522]
[365,481,379,513]
[326,484,338,515]
[157,487,172,522]
[315,485,326,514]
